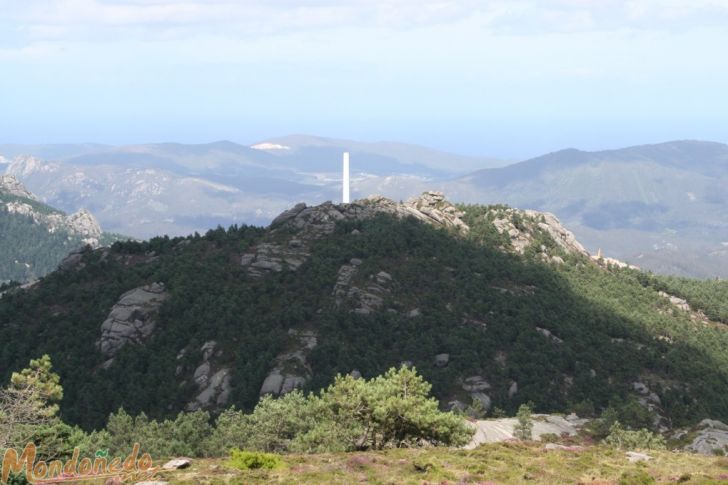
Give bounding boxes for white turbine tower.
[342,152,350,203]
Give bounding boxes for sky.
[2,0,728,159]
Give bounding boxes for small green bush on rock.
[605,422,666,450]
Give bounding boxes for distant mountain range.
[1,137,726,277]
[446,140,728,278]
[0,137,509,240]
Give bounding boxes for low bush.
[227,449,283,470]
[605,422,666,450]
[539,433,559,443]
[618,469,656,485]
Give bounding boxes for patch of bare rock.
[465,414,588,449]
[97,283,169,365]
[259,329,318,397]
[240,191,468,278]
[186,340,232,411]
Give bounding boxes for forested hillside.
[0,176,122,283]
[1,192,727,432]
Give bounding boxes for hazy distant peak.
[251,142,291,151]
[263,134,342,148]
[6,155,57,178]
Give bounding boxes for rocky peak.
[523,210,588,257]
[243,192,469,278]
[1,174,104,246]
[67,208,103,239]
[488,207,588,259]
[0,174,37,200]
[272,191,469,238]
[6,155,55,178]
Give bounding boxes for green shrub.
[412,459,438,473]
[465,396,487,419]
[570,399,596,418]
[491,407,507,418]
[227,449,283,470]
[605,422,666,450]
[618,469,656,485]
[210,367,473,454]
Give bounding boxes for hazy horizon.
[3,135,728,164]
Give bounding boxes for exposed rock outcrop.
[333,259,363,304]
[524,210,588,257]
[67,208,103,240]
[465,414,588,449]
[260,330,318,396]
[274,191,468,238]
[459,375,492,412]
[97,283,169,360]
[189,368,231,410]
[186,340,232,411]
[58,245,92,271]
[685,419,728,455]
[490,208,588,258]
[1,175,104,247]
[536,327,564,344]
[0,174,37,200]
[332,258,394,314]
[240,241,309,277]
[242,192,469,279]
[592,249,639,270]
[656,291,723,329]
[631,380,668,430]
[434,353,449,368]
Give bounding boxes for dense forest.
[1,198,727,433]
[0,205,87,283]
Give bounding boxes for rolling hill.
[1,191,727,432]
[449,140,728,277]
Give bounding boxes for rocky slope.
[0,175,116,283]
[0,191,727,433]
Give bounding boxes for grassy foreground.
[155,442,728,484]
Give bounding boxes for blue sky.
[2,0,728,159]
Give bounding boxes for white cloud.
[7,0,727,46]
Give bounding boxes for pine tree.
[513,404,533,441]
